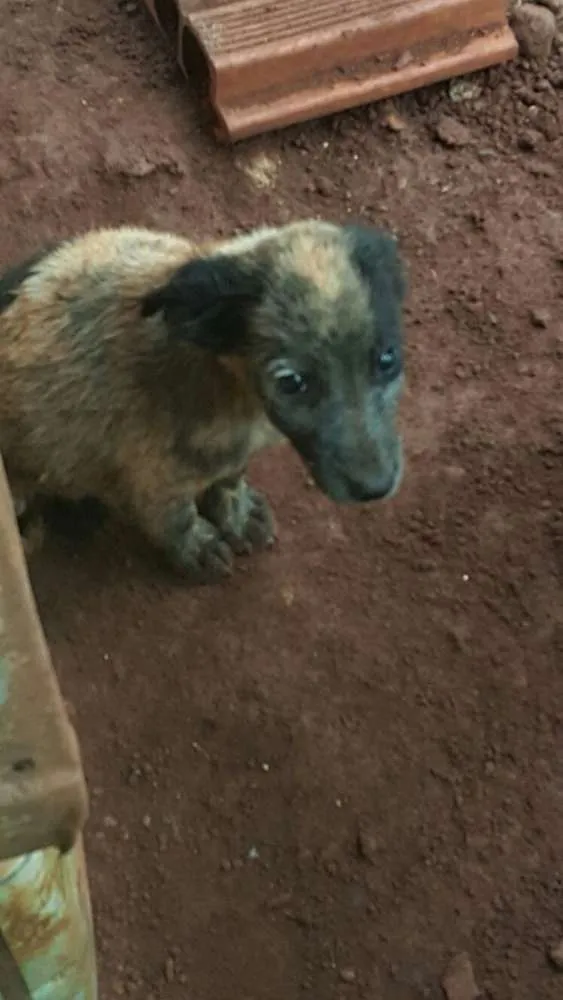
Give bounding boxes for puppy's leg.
[198,475,275,556]
[19,511,46,558]
[121,468,234,583]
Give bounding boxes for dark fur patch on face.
[0,245,60,315]
[345,225,406,349]
[344,225,406,302]
[141,255,264,355]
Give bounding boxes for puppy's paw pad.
[178,533,234,584]
[243,490,275,550]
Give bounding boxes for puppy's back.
[0,227,196,494]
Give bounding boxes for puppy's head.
[142,220,406,505]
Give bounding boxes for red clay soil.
[1,2,562,999]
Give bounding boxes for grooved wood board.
[143,0,517,141]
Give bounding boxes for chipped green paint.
[0,839,98,998]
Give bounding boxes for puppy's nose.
[347,475,395,503]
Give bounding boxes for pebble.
[381,102,408,132]
[530,306,551,327]
[548,939,563,970]
[442,953,480,1000]
[103,138,184,179]
[357,826,379,863]
[103,144,156,178]
[164,956,176,983]
[526,159,557,177]
[449,78,483,102]
[434,115,472,148]
[315,175,335,197]
[517,128,542,150]
[339,967,357,984]
[512,4,556,63]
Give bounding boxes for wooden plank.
[0,454,88,861]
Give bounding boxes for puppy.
[0,220,406,582]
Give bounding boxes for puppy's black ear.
[141,255,263,355]
[345,225,407,302]
[0,244,61,315]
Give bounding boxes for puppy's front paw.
[233,487,275,554]
[200,480,275,556]
[171,516,234,584]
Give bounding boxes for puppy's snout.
[345,438,403,503]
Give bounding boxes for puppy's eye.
[374,347,399,377]
[273,369,308,395]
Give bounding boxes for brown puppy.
[0,221,406,582]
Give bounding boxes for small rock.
[538,112,560,142]
[517,359,536,376]
[357,826,379,863]
[103,142,156,178]
[526,159,556,177]
[449,78,483,102]
[434,115,472,148]
[548,939,563,970]
[103,138,184,179]
[442,952,480,1000]
[315,175,335,197]
[339,968,357,984]
[530,306,550,327]
[512,4,556,63]
[381,101,408,131]
[164,956,175,982]
[517,128,542,150]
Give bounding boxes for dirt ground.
[1,1,562,997]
